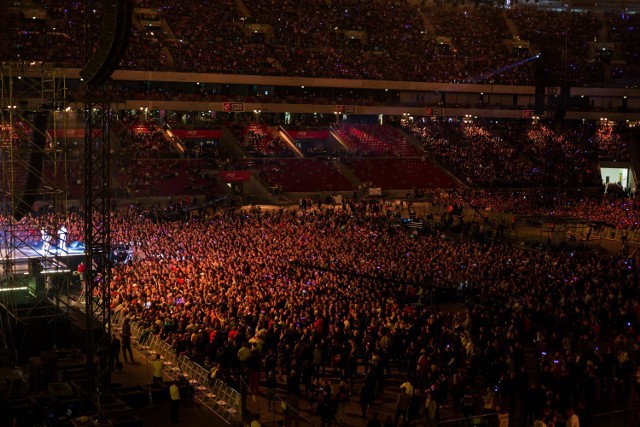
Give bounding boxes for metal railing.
[591,406,640,427]
[436,412,498,427]
[112,312,242,424]
[409,200,640,248]
[239,372,314,427]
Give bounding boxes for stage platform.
[1,240,86,325]
[1,242,84,280]
[1,242,85,262]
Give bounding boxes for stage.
[0,239,87,313]
[0,240,100,362]
[1,241,85,276]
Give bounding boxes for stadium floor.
[111,305,469,427]
[106,205,632,427]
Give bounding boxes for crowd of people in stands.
[425,5,531,85]
[606,11,640,86]
[507,8,603,86]
[409,120,533,186]
[406,119,609,188]
[125,124,174,156]
[504,122,601,187]
[233,123,292,157]
[3,4,640,427]
[595,124,630,161]
[107,119,222,198]
[5,0,640,86]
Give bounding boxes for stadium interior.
[1,0,640,426]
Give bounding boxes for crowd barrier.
[414,201,640,248]
[112,311,242,424]
[591,406,640,427]
[435,412,499,427]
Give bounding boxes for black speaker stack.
[80,0,133,85]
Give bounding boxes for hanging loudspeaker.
[80,0,133,85]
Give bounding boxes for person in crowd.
[170,380,181,423]
[111,334,122,372]
[121,318,134,363]
[153,354,164,383]
[424,390,437,427]
[250,413,262,427]
[265,371,277,412]
[565,408,579,427]
[394,386,411,426]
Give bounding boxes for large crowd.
[5,0,640,86]
[2,4,640,427]
[425,5,529,85]
[428,187,640,232]
[506,8,603,86]
[2,184,640,426]
[95,202,639,427]
[406,119,611,188]
[605,12,640,86]
[232,123,292,157]
[408,120,532,187]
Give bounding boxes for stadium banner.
[172,129,222,139]
[219,171,252,182]
[48,128,85,138]
[287,130,330,139]
[222,102,245,112]
[368,187,382,196]
[522,110,534,119]
[425,107,443,116]
[336,105,356,114]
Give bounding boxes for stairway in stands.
[410,0,437,35]
[330,159,362,189]
[502,9,519,39]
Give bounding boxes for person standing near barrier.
[121,318,134,362]
[317,390,336,427]
[565,408,579,427]
[153,354,164,382]
[250,413,261,427]
[337,379,349,423]
[266,371,277,412]
[111,334,122,372]
[359,383,372,418]
[424,390,437,427]
[286,369,301,427]
[170,380,181,423]
[394,386,410,427]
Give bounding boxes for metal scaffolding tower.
[0,61,70,363]
[83,82,113,391]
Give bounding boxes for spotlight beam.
[471,54,541,83]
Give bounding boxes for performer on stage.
[57,223,68,254]
[41,227,51,255]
